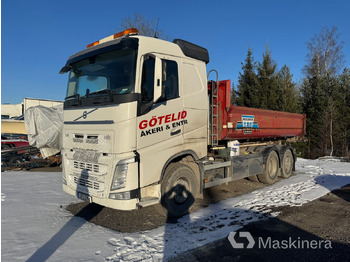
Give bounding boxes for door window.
[140,55,179,107]
[162,60,178,100]
[141,56,155,104]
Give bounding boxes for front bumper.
[62,149,140,211]
[63,184,139,210]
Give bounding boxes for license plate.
[77,192,92,203]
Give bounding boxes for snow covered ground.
[2,158,350,262]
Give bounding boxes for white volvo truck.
[60,28,305,217]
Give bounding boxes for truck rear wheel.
[160,163,197,218]
[280,149,293,178]
[258,150,279,184]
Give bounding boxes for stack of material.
[24,105,63,158]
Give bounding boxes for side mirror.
[153,57,163,103]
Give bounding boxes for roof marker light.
[87,41,100,49]
[113,28,139,40]
[86,28,139,48]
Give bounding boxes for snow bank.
[2,158,350,261]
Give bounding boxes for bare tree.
[120,13,168,40]
[304,27,344,77]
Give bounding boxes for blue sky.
[2,0,350,104]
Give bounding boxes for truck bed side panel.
[216,80,306,141]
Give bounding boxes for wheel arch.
[261,145,281,169]
[257,144,296,173]
[160,150,199,181]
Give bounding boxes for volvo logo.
[73,108,98,122]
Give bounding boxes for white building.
[1,98,63,119]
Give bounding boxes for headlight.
[110,157,135,190]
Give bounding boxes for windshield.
[65,49,137,100]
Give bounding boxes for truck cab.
[60,29,209,215]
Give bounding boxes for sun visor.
[173,39,210,64]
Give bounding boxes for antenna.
[154,18,159,38]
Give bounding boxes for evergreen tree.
[322,75,340,156]
[236,48,259,108]
[336,68,350,156]
[231,82,236,105]
[277,65,301,113]
[301,80,325,157]
[301,27,345,158]
[257,47,279,110]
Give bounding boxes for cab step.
[138,197,160,208]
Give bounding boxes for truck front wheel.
[258,150,279,184]
[248,175,260,182]
[160,163,197,218]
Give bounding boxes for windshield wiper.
[88,89,112,96]
[88,89,114,104]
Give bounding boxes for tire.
[9,156,24,164]
[258,150,279,184]
[280,149,294,178]
[248,175,260,182]
[1,144,11,151]
[160,162,197,218]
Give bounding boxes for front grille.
[73,150,100,163]
[74,161,99,173]
[74,176,100,190]
[86,139,98,144]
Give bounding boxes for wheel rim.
[267,156,278,178]
[283,151,293,174]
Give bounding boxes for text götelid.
[139,111,188,137]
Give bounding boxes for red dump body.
[213,80,306,141]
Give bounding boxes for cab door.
[136,54,184,187]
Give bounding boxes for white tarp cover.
[24,105,63,158]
